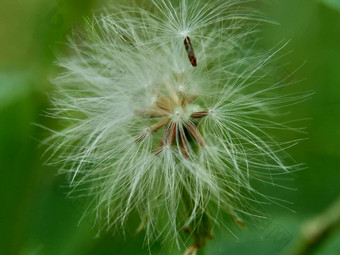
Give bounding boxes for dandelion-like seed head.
[134,76,209,158]
[45,0,309,252]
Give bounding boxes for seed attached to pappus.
[184,36,197,67]
[134,90,208,158]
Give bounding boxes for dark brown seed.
[190,111,209,118]
[184,36,197,67]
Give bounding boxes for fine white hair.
[44,0,309,247]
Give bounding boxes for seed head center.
[172,107,185,121]
[135,87,210,157]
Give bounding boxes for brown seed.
[156,96,172,111]
[134,132,148,143]
[155,140,164,156]
[181,94,196,108]
[135,118,170,143]
[179,129,189,158]
[184,36,197,67]
[166,123,177,145]
[190,111,209,118]
[135,108,169,118]
[186,123,205,148]
[151,118,170,132]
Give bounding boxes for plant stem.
[290,195,340,255]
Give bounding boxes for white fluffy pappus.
[44,0,310,250]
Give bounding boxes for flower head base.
[46,0,309,251]
[135,78,207,158]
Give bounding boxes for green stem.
[182,188,214,255]
[290,195,340,255]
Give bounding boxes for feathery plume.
[45,0,309,252]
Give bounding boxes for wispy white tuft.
[44,0,309,248]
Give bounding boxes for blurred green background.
[1,0,339,254]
